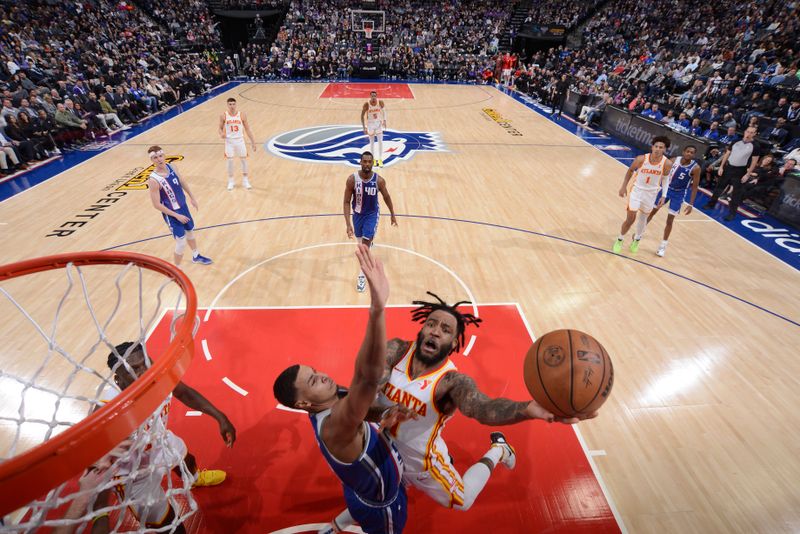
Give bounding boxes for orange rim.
[0,251,197,517]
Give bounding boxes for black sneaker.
[489,432,516,469]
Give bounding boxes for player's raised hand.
[355,244,388,308]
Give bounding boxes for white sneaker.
[656,243,667,257]
[227,180,234,191]
[356,275,366,293]
[490,432,516,469]
[243,177,252,190]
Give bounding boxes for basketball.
[523,329,613,418]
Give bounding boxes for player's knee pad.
[175,236,187,255]
[184,230,195,241]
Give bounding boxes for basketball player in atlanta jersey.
[361,91,386,167]
[273,245,407,534]
[343,151,397,292]
[647,145,701,256]
[218,97,257,190]
[334,294,593,519]
[82,341,236,532]
[613,136,673,253]
[146,145,212,266]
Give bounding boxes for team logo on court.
[543,345,565,367]
[266,125,446,168]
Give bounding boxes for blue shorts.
[655,188,687,215]
[352,211,380,241]
[344,485,407,534]
[163,207,195,239]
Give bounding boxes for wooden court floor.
[1,83,799,533]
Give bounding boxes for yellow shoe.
[193,469,226,487]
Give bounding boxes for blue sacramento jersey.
[310,410,403,507]
[154,164,188,211]
[352,172,379,215]
[668,160,697,192]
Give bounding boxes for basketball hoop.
[0,251,198,531]
[364,21,374,40]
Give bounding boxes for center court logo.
[265,125,446,168]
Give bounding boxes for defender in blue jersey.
[146,145,212,266]
[648,145,701,257]
[343,151,398,292]
[273,246,407,534]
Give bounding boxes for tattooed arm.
[438,371,591,425]
[365,338,412,423]
[439,372,534,425]
[379,338,410,385]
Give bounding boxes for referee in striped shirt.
[703,126,762,221]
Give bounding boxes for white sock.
[241,158,248,175]
[661,240,668,247]
[453,446,502,511]
[369,134,375,157]
[377,132,383,161]
[226,159,234,179]
[617,234,624,241]
[634,212,648,240]
[482,445,503,469]
[192,250,199,258]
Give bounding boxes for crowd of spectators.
[214,0,283,9]
[134,0,221,49]
[511,0,800,207]
[235,0,512,81]
[0,0,225,173]
[522,0,603,29]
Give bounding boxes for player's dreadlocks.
[410,292,482,354]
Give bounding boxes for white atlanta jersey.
[377,341,466,508]
[366,102,384,130]
[225,111,244,139]
[633,153,669,191]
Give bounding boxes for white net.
[0,258,199,533]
